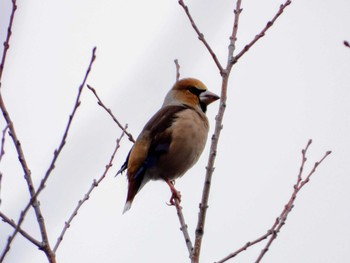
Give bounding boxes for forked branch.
[216,140,331,263]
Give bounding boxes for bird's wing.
[116,105,188,177]
[128,105,190,180]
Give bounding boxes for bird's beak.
[199,90,220,105]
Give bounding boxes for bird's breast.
[149,108,209,180]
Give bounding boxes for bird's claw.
[166,190,181,206]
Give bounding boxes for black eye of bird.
[188,86,203,96]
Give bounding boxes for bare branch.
[0,47,97,263]
[87,84,135,143]
[0,1,55,260]
[174,59,181,81]
[0,211,41,248]
[344,40,350,48]
[215,141,331,263]
[255,141,331,263]
[179,1,294,261]
[215,230,273,263]
[0,125,9,162]
[170,58,194,255]
[190,0,243,261]
[37,47,97,196]
[53,130,126,252]
[0,0,17,83]
[178,0,224,75]
[0,173,2,207]
[0,0,17,211]
[0,125,9,207]
[227,0,243,63]
[174,198,193,256]
[232,0,292,65]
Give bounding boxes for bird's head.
[163,78,220,112]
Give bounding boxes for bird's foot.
[165,180,181,206]
[168,190,182,206]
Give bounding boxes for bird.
[117,78,219,213]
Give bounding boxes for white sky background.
[0,0,349,262]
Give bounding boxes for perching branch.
[189,0,243,261]
[53,130,126,252]
[87,84,135,143]
[174,198,193,255]
[344,40,350,48]
[178,0,294,262]
[171,59,194,255]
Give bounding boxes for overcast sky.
[1,0,350,262]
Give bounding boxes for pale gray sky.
[0,0,350,262]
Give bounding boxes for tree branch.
[0,125,8,162]
[0,211,41,248]
[174,59,181,81]
[0,47,97,263]
[174,198,193,256]
[255,140,331,263]
[0,0,56,261]
[190,1,243,261]
[170,59,194,255]
[215,230,273,263]
[178,0,224,75]
[232,0,292,65]
[53,130,126,252]
[215,140,331,263]
[87,84,135,143]
[0,0,17,83]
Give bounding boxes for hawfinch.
[117,78,219,213]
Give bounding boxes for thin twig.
[0,0,17,83]
[174,196,193,256]
[215,229,273,263]
[215,141,331,263]
[227,0,243,63]
[174,59,181,81]
[0,125,9,206]
[232,0,292,65]
[172,59,194,255]
[0,0,55,261]
[87,84,135,143]
[0,125,9,162]
[255,141,331,263]
[53,130,126,252]
[0,47,97,263]
[178,0,224,75]
[0,211,41,248]
[37,47,97,198]
[0,173,2,206]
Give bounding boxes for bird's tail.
[123,200,133,214]
[122,174,150,214]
